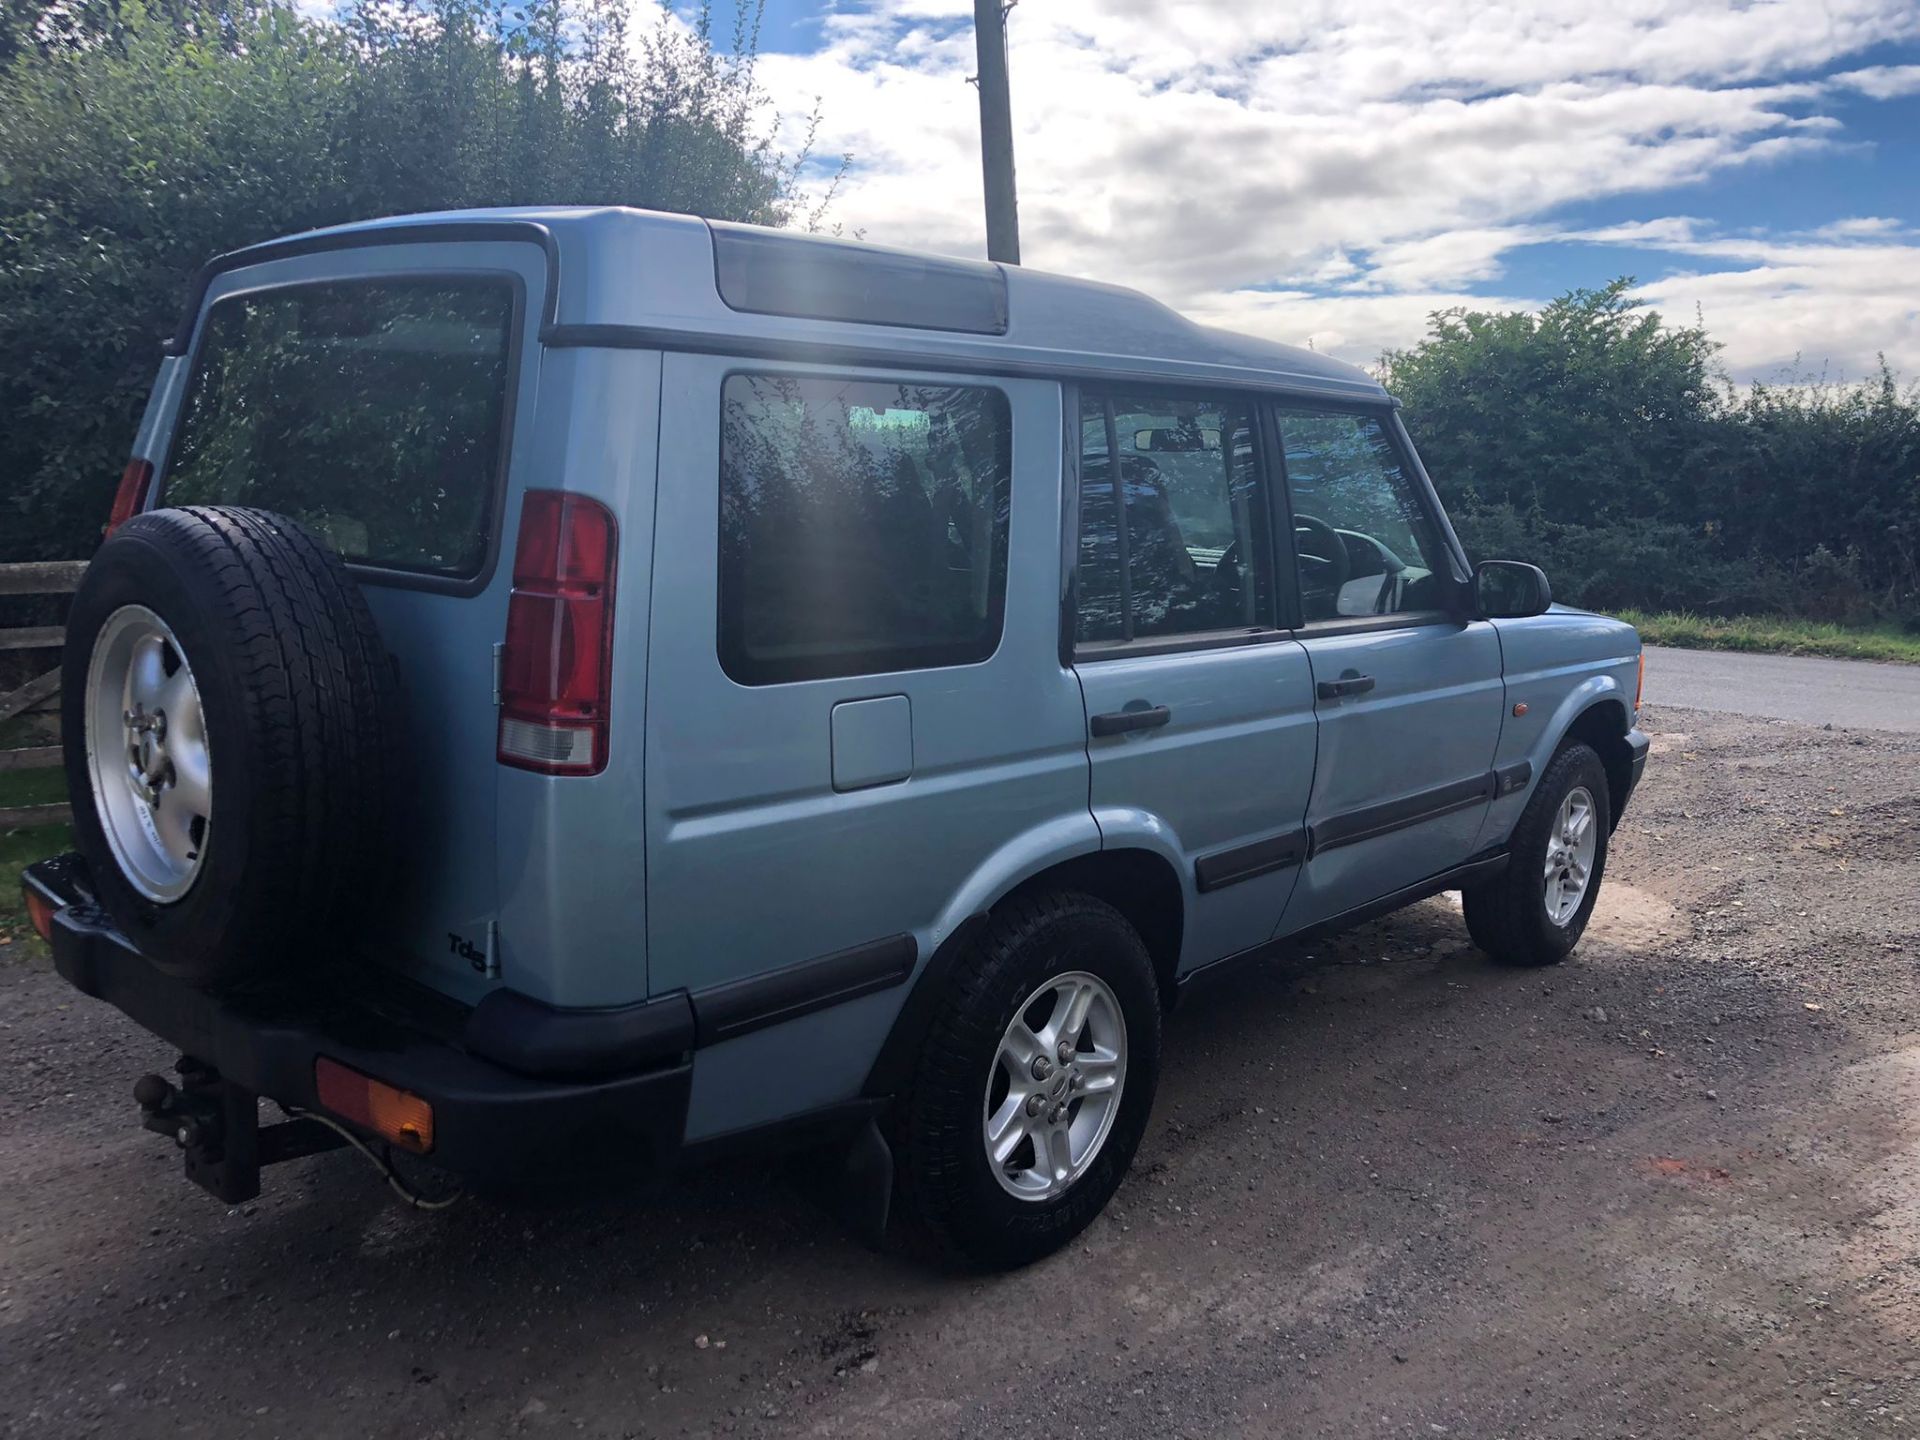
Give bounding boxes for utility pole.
[972,0,1021,265]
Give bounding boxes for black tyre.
[897,890,1161,1269]
[1463,741,1611,967]
[61,507,400,990]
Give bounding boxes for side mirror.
[1474,560,1552,619]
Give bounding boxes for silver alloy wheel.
[1543,784,1597,926]
[983,970,1127,1202]
[84,605,212,902]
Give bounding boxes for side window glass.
[1276,409,1450,622]
[1075,391,1270,646]
[719,373,1012,685]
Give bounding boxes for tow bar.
[133,1058,346,1203]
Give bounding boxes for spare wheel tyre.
[61,506,400,991]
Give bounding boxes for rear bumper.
[28,857,691,1189]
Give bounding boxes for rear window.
[163,277,516,579]
[718,373,1012,685]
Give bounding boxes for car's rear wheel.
[1463,741,1611,966]
[896,890,1161,1269]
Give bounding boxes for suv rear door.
[1270,404,1505,934]
[151,238,549,999]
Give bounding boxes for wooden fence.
[0,560,86,830]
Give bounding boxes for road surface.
[1645,642,1920,731]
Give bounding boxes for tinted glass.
[165,279,515,578]
[719,374,1012,684]
[1276,409,1451,622]
[712,223,1008,335]
[1076,392,1270,645]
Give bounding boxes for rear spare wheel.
[61,507,400,990]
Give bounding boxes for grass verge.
[0,818,72,964]
[1618,610,1920,665]
[0,749,70,963]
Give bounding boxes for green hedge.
[1385,283,1920,629]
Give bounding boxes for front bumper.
[1622,726,1650,816]
[26,856,691,1194]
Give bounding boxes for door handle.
[1090,705,1172,737]
[1316,674,1376,700]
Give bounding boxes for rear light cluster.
[498,490,618,775]
[105,458,154,538]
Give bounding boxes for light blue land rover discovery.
[26,207,1648,1269]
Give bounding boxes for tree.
[1379,279,1720,530]
[0,0,831,560]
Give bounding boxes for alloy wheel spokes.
[86,606,212,902]
[1543,785,1599,925]
[983,970,1128,1203]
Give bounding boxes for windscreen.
[163,277,516,579]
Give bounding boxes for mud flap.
[836,1116,894,1249]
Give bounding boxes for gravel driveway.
[4,704,1918,1438]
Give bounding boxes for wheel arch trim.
[862,814,1189,1098]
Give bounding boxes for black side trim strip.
[165,220,561,355]
[1194,828,1307,893]
[692,934,917,1046]
[1493,760,1533,797]
[1310,773,1495,856]
[464,987,695,1081]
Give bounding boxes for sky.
[718,0,1920,384]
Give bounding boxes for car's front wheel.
[897,890,1161,1269]
[1464,740,1612,966]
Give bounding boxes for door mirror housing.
[1474,560,1552,619]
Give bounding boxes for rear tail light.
[23,883,56,943]
[1635,650,1646,713]
[497,490,617,775]
[104,458,154,538]
[315,1057,434,1153]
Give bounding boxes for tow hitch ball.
[133,1059,343,1204]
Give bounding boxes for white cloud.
[1830,64,1920,99]
[756,0,1920,379]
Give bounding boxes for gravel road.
[4,703,1919,1439]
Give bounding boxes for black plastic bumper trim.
[37,872,689,1187]
[1194,828,1307,893]
[1620,726,1650,822]
[690,933,917,1047]
[464,986,694,1080]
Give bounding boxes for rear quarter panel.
[492,346,664,1008]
